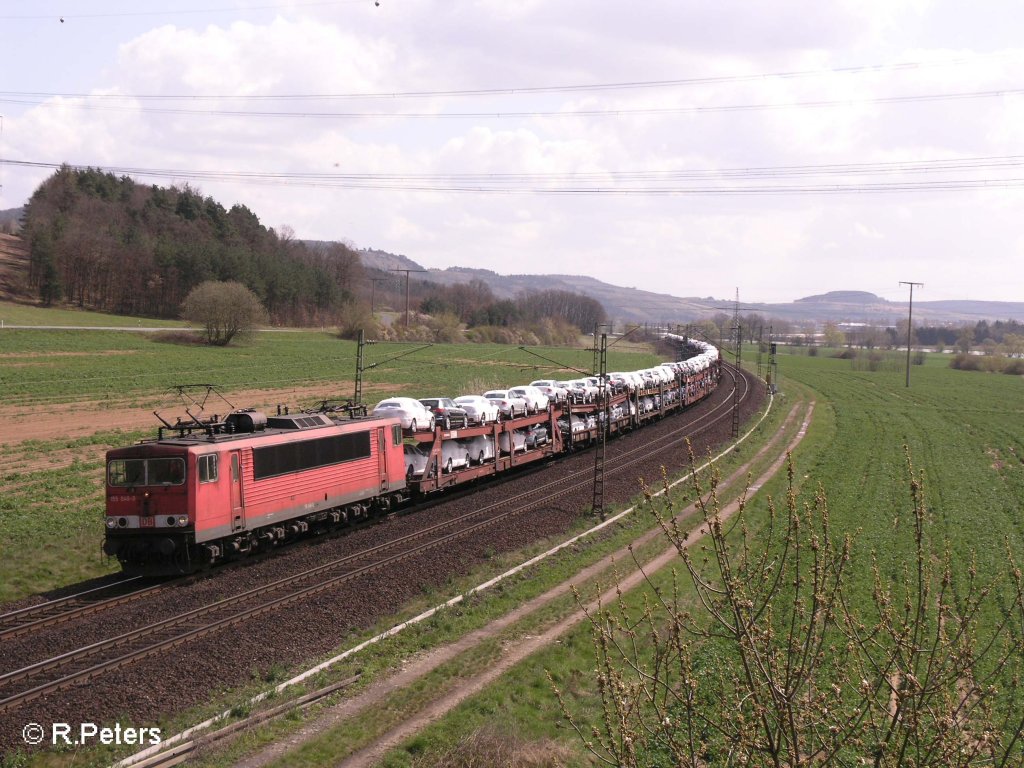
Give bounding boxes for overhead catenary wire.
[10,154,1024,181]
[5,157,1024,196]
[0,1,365,21]
[0,52,1004,100]
[2,85,1022,119]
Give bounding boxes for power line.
[10,154,1024,182]
[0,53,1000,100]
[0,1,363,21]
[2,86,1022,120]
[6,158,1024,196]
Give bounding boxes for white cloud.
[2,1,1024,303]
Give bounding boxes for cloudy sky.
[2,0,1023,304]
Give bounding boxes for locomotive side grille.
[252,431,372,480]
[265,414,333,430]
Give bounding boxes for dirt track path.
[234,397,814,768]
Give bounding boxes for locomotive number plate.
[139,516,155,528]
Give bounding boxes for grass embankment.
[0,324,663,603]
[264,349,1020,767]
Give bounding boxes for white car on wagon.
[509,385,549,413]
[372,397,436,432]
[453,395,500,425]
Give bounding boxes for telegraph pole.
[391,268,426,327]
[900,281,923,388]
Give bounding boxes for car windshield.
[420,399,439,407]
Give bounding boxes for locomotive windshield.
[108,457,185,487]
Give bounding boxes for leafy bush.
[427,312,465,343]
[180,280,267,346]
[336,301,381,341]
[950,353,982,370]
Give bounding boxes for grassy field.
[0,328,655,406]
[322,348,1022,767]
[0,321,663,603]
[0,300,188,329]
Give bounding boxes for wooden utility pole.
[391,268,426,327]
[900,281,923,388]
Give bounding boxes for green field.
[0,300,188,329]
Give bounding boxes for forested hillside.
[21,166,362,325]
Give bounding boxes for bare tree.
[553,448,1024,767]
[181,280,267,346]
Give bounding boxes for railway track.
[0,364,754,718]
[0,576,165,641]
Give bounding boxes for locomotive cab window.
[108,459,145,487]
[108,457,185,487]
[198,454,219,483]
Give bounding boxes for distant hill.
[358,250,1024,326]
[796,290,883,304]
[0,206,24,233]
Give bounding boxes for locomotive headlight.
[105,517,118,528]
[177,515,189,527]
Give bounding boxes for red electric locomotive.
[104,409,408,574]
